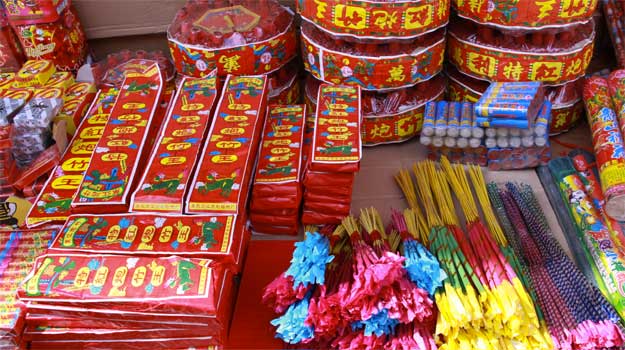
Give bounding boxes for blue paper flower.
[403,240,447,297]
[285,231,334,289]
[351,309,399,337]
[271,292,314,344]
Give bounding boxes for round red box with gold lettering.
[453,0,597,30]
[302,22,445,91]
[168,0,297,78]
[297,0,450,41]
[448,17,595,86]
[306,74,446,145]
[446,65,584,135]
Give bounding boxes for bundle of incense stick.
[489,182,625,349]
[263,212,443,349]
[395,159,552,349]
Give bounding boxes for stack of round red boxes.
[167,0,300,104]
[299,0,450,146]
[447,0,598,135]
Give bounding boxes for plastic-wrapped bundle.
[267,59,301,106]
[0,2,24,72]
[448,17,595,85]
[91,50,175,88]
[4,1,87,71]
[487,144,551,171]
[302,22,445,91]
[446,65,584,135]
[168,0,297,78]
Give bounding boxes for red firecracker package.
[0,4,24,72]
[487,145,551,171]
[26,89,119,227]
[5,1,87,71]
[454,0,596,29]
[298,0,450,41]
[302,22,445,91]
[28,336,221,350]
[48,213,245,268]
[306,74,446,145]
[309,84,361,173]
[12,144,59,191]
[72,64,164,213]
[250,104,305,235]
[446,65,585,135]
[54,82,97,136]
[91,50,176,88]
[266,59,300,106]
[0,228,56,348]
[168,0,297,78]
[448,17,595,85]
[18,254,234,338]
[186,75,268,215]
[130,76,219,213]
[427,145,488,167]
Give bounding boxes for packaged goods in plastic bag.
[92,50,175,88]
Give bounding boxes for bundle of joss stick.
[488,182,625,349]
[395,159,551,349]
[263,209,446,349]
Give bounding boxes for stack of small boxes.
[301,84,361,225]
[424,82,551,170]
[249,105,306,235]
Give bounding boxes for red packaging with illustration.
[583,77,625,221]
[6,2,87,71]
[131,76,219,213]
[186,75,268,215]
[309,84,361,173]
[18,254,235,340]
[454,0,597,29]
[168,0,297,78]
[72,65,164,213]
[26,89,118,227]
[448,17,595,85]
[48,213,246,268]
[302,22,445,91]
[298,0,450,41]
[54,82,97,136]
[0,5,24,73]
[306,74,446,145]
[250,104,305,235]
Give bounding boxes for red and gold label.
[454,0,597,29]
[73,65,164,209]
[19,254,218,314]
[312,84,361,165]
[302,30,445,91]
[49,213,238,259]
[168,18,297,78]
[297,0,449,39]
[131,76,219,213]
[254,105,306,184]
[186,75,268,214]
[447,32,594,85]
[26,89,119,227]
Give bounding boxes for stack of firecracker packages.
[423,82,553,170]
[446,0,597,142]
[299,0,449,146]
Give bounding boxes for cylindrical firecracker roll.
[603,0,625,68]
[584,77,625,221]
[168,0,297,78]
[6,3,87,72]
[91,50,176,88]
[305,73,446,145]
[608,70,625,134]
[448,17,595,85]
[454,0,597,30]
[302,22,445,91]
[297,0,450,42]
[446,65,585,135]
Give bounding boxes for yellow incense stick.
[395,169,419,209]
[468,165,507,246]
